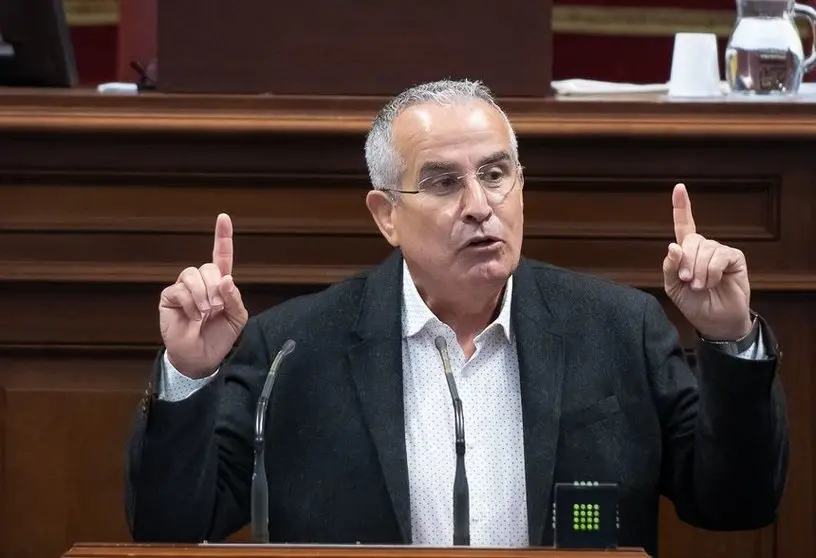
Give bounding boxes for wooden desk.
[0,90,812,558]
[63,543,648,558]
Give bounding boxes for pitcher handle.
[794,2,816,72]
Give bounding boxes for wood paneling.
[0,89,814,558]
[0,176,780,239]
[155,1,552,96]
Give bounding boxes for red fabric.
[69,25,117,85]
[116,0,157,82]
[554,35,732,83]
[552,0,735,83]
[559,0,730,8]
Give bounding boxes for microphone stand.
[434,336,470,546]
[251,339,297,543]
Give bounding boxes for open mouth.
[466,237,501,249]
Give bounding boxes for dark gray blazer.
[125,250,788,557]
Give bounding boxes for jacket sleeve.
[125,317,271,542]
[643,296,789,530]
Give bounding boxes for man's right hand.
[159,213,249,378]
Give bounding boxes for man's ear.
[366,189,400,247]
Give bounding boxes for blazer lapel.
[512,260,566,546]
[346,250,412,542]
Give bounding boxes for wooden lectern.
[156,0,554,97]
[63,544,649,558]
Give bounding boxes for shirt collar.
[401,259,513,342]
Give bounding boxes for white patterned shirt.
[400,261,528,546]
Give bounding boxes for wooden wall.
[0,91,814,558]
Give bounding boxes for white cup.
[668,33,722,97]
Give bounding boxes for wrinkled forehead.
[392,100,513,177]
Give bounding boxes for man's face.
[367,99,524,295]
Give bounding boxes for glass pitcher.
[725,0,816,94]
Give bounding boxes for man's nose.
[461,176,492,223]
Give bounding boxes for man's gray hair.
[364,79,519,192]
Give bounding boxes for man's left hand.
[662,183,753,341]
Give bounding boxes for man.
[125,80,788,556]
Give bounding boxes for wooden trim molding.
[65,0,119,26]
[552,6,736,38]
[2,91,816,139]
[4,262,816,292]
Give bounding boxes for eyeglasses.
[384,160,523,203]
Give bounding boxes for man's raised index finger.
[213,213,233,276]
[672,183,696,244]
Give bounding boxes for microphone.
[434,335,470,546]
[251,339,297,543]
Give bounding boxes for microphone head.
[434,335,447,352]
[281,338,296,356]
[258,339,297,410]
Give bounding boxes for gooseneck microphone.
[434,335,470,546]
[251,339,297,543]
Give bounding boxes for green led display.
[571,503,600,531]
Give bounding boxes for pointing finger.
[213,213,233,276]
[672,183,696,245]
